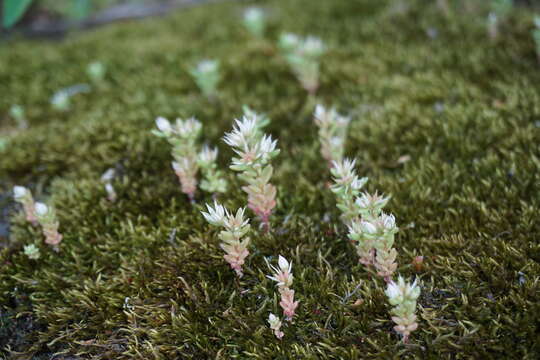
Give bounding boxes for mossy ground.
[1,0,540,358]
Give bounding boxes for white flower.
[13,186,28,200]
[278,255,292,273]
[156,117,172,133]
[223,207,249,230]
[257,135,278,159]
[172,158,194,174]
[199,146,218,164]
[223,117,260,150]
[314,104,326,121]
[197,59,219,73]
[380,212,396,230]
[24,244,40,260]
[279,33,300,50]
[101,168,116,183]
[34,202,49,216]
[104,183,116,198]
[268,313,281,329]
[302,36,325,57]
[356,193,370,209]
[201,201,227,227]
[385,279,401,300]
[350,176,368,191]
[175,117,202,137]
[244,7,263,22]
[331,158,356,179]
[360,220,377,234]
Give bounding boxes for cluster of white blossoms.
[385,277,421,343]
[266,255,299,339]
[223,109,279,230]
[153,116,227,200]
[316,110,420,341]
[278,33,326,94]
[189,59,221,98]
[201,201,251,277]
[313,104,350,166]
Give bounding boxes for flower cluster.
[201,201,251,277]
[330,158,368,226]
[243,7,266,38]
[153,116,227,200]
[349,211,398,281]
[313,104,350,166]
[189,59,221,98]
[278,33,326,94]
[266,256,299,338]
[330,159,398,280]
[35,202,62,251]
[224,111,279,230]
[532,16,540,63]
[13,186,37,225]
[101,168,117,202]
[385,277,421,343]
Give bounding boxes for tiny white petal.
[13,186,27,199]
[155,117,171,132]
[35,202,49,216]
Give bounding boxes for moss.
[1,0,540,358]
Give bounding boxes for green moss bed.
[1,0,540,358]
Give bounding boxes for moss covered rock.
[1,0,539,358]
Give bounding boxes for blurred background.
[1,0,215,37]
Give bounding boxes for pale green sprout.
[268,313,284,339]
[532,16,540,62]
[35,202,62,252]
[87,61,106,82]
[24,244,40,260]
[153,116,202,200]
[13,185,37,225]
[279,33,326,94]
[313,104,350,166]
[243,7,266,38]
[9,104,27,128]
[50,84,90,111]
[189,59,221,98]
[51,91,71,111]
[198,146,228,194]
[385,276,421,343]
[487,0,513,40]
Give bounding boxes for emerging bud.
[268,313,284,339]
[34,202,62,251]
[24,244,40,260]
[13,186,38,225]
